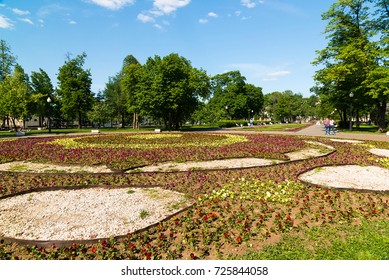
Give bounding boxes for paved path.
[295,124,389,142]
[225,124,389,142]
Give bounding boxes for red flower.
[190,253,195,259]
[90,246,97,253]
[101,240,107,247]
[236,235,242,244]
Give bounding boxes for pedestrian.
[324,118,330,135]
[329,119,336,135]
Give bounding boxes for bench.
[91,129,100,133]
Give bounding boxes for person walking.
[324,118,330,135]
[329,119,336,135]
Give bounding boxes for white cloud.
[68,20,77,25]
[20,18,34,25]
[226,63,291,83]
[208,12,218,18]
[138,0,191,26]
[86,0,135,10]
[241,0,256,9]
[199,18,208,24]
[12,8,30,16]
[153,0,191,14]
[137,13,155,23]
[0,14,13,29]
[267,71,291,77]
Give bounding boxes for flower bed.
[0,133,389,260]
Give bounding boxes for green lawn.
[243,123,311,131]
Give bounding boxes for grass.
[234,220,389,260]
[337,124,383,134]
[0,125,221,138]
[243,123,310,132]
[139,210,150,219]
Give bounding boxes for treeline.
[312,0,389,132]
[1,38,319,131]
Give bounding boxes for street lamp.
[225,106,229,120]
[47,96,52,133]
[349,92,354,131]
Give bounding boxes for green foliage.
[313,0,388,131]
[57,53,93,128]
[216,120,247,128]
[0,39,17,82]
[0,64,30,130]
[208,71,263,120]
[30,68,55,126]
[135,53,210,130]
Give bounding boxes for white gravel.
[369,148,389,157]
[299,165,389,191]
[0,187,189,241]
[0,161,113,173]
[133,158,285,172]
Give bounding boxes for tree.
[245,83,264,119]
[120,55,141,129]
[0,39,17,82]
[137,53,210,130]
[364,0,389,131]
[104,74,127,128]
[0,64,30,130]
[57,52,93,128]
[312,0,374,128]
[88,93,112,128]
[209,71,247,120]
[30,68,54,127]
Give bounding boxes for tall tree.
[104,75,127,128]
[0,39,17,82]
[312,0,374,127]
[209,71,247,120]
[30,68,54,127]
[57,52,93,128]
[0,64,30,130]
[137,53,210,130]
[120,55,141,129]
[364,0,389,131]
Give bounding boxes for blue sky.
[0,0,333,97]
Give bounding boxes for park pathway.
[294,123,389,142]
[229,123,389,142]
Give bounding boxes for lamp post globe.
[47,97,52,133]
[349,92,353,131]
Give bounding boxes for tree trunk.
[121,112,125,128]
[78,111,82,129]
[132,111,139,129]
[11,117,17,131]
[356,108,360,128]
[376,99,387,132]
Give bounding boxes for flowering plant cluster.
[0,133,305,170]
[0,133,388,260]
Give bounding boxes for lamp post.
[225,106,229,120]
[349,92,354,131]
[47,97,52,133]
